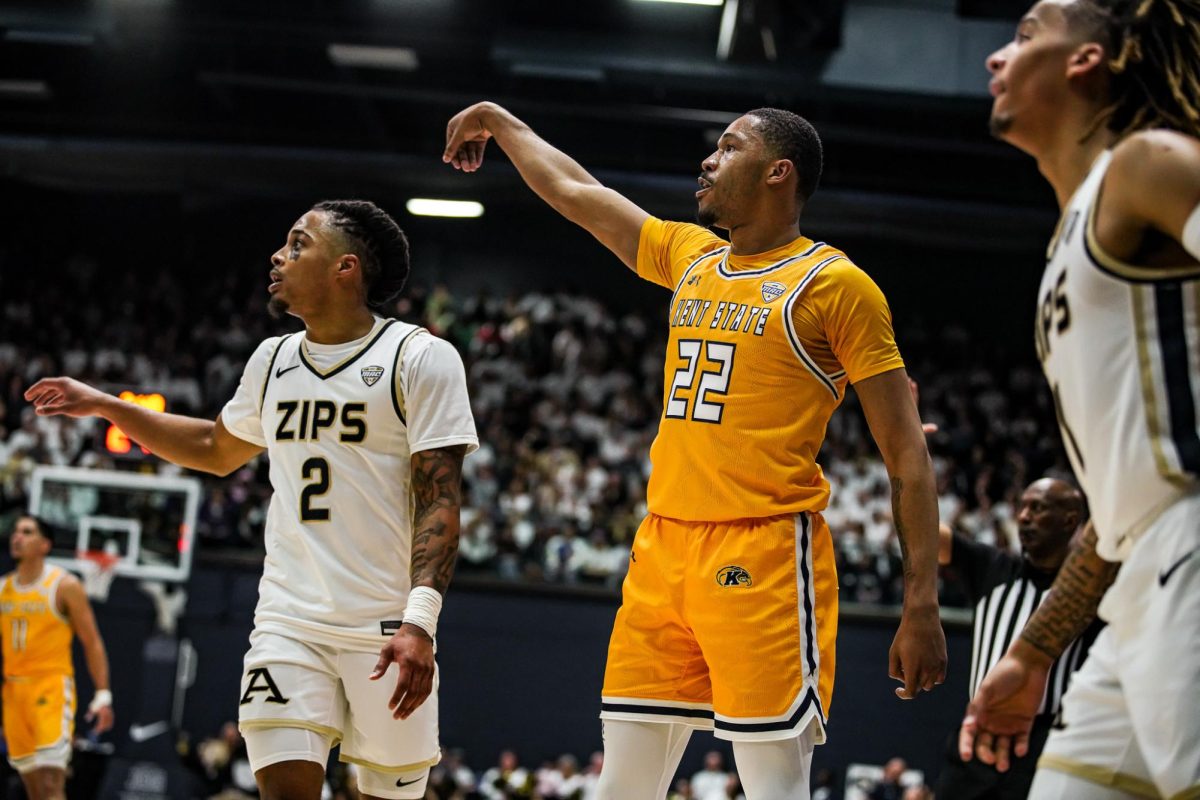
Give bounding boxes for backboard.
[28,466,201,585]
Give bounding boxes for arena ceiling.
[0,0,1053,252]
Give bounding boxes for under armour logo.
[686,274,702,286]
[239,667,289,705]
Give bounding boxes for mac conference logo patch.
[761,281,786,303]
[361,365,385,387]
[716,565,753,587]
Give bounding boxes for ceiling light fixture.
[406,199,485,218]
[633,0,723,6]
[327,44,419,71]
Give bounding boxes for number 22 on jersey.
[666,339,736,424]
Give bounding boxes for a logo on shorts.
[760,281,786,303]
[239,667,289,705]
[361,365,385,387]
[396,775,425,788]
[716,565,753,587]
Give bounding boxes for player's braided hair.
[311,199,410,312]
[1070,0,1200,138]
[745,107,824,204]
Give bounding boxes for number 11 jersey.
[222,317,478,650]
[637,218,905,522]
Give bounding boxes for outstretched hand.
[370,624,435,720]
[444,102,498,173]
[24,377,108,418]
[888,603,947,700]
[959,649,1050,772]
[86,703,114,735]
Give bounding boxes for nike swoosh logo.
[1159,547,1198,587]
[129,720,169,742]
[395,776,423,787]
[275,364,301,378]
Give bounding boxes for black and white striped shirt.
[950,533,1103,719]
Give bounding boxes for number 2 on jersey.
[300,457,331,522]
[666,339,736,423]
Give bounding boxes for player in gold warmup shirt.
[445,103,947,800]
[2,516,113,800]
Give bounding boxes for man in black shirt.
[935,478,1101,800]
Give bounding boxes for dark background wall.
[73,564,973,786]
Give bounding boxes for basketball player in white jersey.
[24,200,479,800]
[957,2,1200,798]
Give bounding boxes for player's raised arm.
[57,574,114,734]
[444,102,650,270]
[23,377,263,477]
[856,367,948,700]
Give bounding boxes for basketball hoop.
[77,550,120,601]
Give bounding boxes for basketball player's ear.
[765,159,794,187]
[336,254,360,277]
[1065,42,1105,81]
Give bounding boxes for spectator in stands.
[869,757,907,800]
[427,748,477,799]
[196,721,257,799]
[479,750,532,800]
[667,777,693,800]
[579,751,603,800]
[691,751,731,800]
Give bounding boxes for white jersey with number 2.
[222,317,478,649]
[1036,150,1200,561]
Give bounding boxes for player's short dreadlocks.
[1068,0,1200,138]
[312,200,410,312]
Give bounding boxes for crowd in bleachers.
[0,254,1073,608]
[181,723,928,800]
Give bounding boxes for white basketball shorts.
[1034,492,1200,800]
[237,628,440,799]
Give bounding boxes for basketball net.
[77,550,120,601]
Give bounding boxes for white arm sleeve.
[403,336,479,455]
[1183,202,1200,261]
[219,337,283,447]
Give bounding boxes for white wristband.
[402,587,443,639]
[89,689,112,714]
[1183,202,1200,261]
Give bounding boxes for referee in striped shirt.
[934,477,1103,800]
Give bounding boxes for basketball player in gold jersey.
[2,515,113,800]
[444,103,947,799]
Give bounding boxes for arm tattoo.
[409,445,468,595]
[1020,526,1119,659]
[891,477,914,581]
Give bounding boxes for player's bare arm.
[1099,129,1200,265]
[371,443,469,721]
[958,522,1118,772]
[937,523,954,567]
[856,367,948,700]
[444,102,649,270]
[24,377,263,476]
[57,574,113,734]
